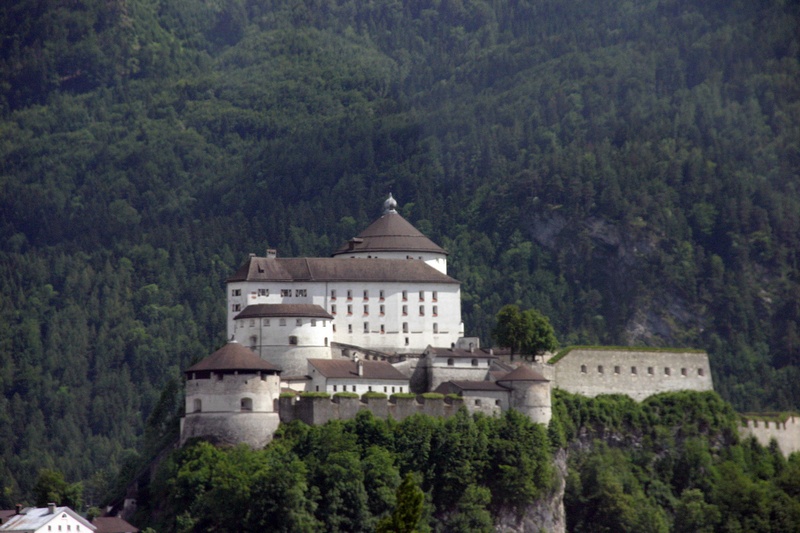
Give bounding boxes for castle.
[180,195,718,449]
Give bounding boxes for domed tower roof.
[186,342,281,374]
[332,194,447,256]
[496,365,549,382]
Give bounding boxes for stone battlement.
[739,415,800,457]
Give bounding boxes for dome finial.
[383,192,398,214]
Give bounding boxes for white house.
[0,505,95,533]
[307,358,410,395]
[226,195,464,375]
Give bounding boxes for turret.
[496,365,552,425]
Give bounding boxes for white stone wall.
[461,390,509,416]
[552,349,713,401]
[227,279,462,353]
[505,382,552,425]
[739,416,800,457]
[184,373,280,414]
[180,411,280,448]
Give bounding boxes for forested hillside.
[1,0,798,505]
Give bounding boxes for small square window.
[311,319,316,327]
[419,290,425,301]
[402,322,408,333]
[331,304,337,314]
[347,290,353,300]
[380,325,385,334]
[258,288,268,296]
[580,364,587,374]
[698,368,705,377]
[681,368,687,377]
[264,318,270,326]
[364,305,369,315]
[331,289,337,299]
[296,319,302,326]
[232,289,241,296]
[664,367,671,376]
[348,324,353,333]
[598,365,604,374]
[631,366,637,375]
[402,305,408,315]
[614,366,620,375]
[432,291,438,301]
[363,290,369,299]
[364,322,369,333]
[347,304,353,315]
[281,289,291,297]
[380,304,385,315]
[433,323,438,334]
[647,367,654,375]
[379,290,385,300]
[419,306,425,316]
[402,290,408,301]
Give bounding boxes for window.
[249,319,255,327]
[347,304,353,315]
[419,290,425,301]
[664,367,671,376]
[475,399,481,406]
[580,364,587,374]
[379,290,385,300]
[598,365,604,374]
[295,289,306,297]
[400,387,404,392]
[471,358,478,366]
[380,325,385,334]
[698,368,705,376]
[433,305,438,316]
[281,289,291,297]
[334,385,337,392]
[258,288,268,296]
[193,399,202,413]
[384,386,388,392]
[614,366,620,375]
[331,304,337,314]
[402,305,408,315]
[264,319,270,326]
[631,366,637,375]
[364,322,369,333]
[250,335,257,349]
[241,398,253,411]
[681,368,687,377]
[447,358,454,366]
[324,337,328,346]
[392,386,395,393]
[433,323,438,334]
[647,367,654,375]
[332,325,336,332]
[347,290,353,300]
[380,305,385,315]
[405,337,409,346]
[363,290,369,299]
[348,324,353,333]
[402,290,407,301]
[402,322,408,333]
[279,318,286,326]
[296,319,302,326]
[232,304,241,312]
[432,291,438,301]
[419,306,425,316]
[311,319,316,327]
[232,289,241,296]
[331,289,337,300]
[289,336,298,345]
[364,305,369,315]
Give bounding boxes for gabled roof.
[426,347,498,359]
[436,380,510,392]
[227,257,458,284]
[185,342,281,374]
[308,359,408,381]
[234,304,332,320]
[0,506,95,532]
[496,365,548,382]
[92,516,140,533]
[333,212,447,256]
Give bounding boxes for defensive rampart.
[279,394,477,425]
[739,415,800,457]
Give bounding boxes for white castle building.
[226,194,464,377]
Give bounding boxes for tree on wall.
[492,305,558,357]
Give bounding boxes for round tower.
[497,364,552,425]
[180,342,282,448]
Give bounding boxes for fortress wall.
[739,416,800,457]
[279,395,473,425]
[180,412,280,448]
[185,373,280,413]
[552,349,713,401]
[427,366,492,391]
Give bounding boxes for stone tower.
[496,364,552,425]
[180,342,282,448]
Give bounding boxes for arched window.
[193,399,202,413]
[241,398,253,411]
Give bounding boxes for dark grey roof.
[308,359,407,380]
[332,212,447,256]
[234,304,332,320]
[496,365,548,382]
[186,342,281,374]
[92,516,140,533]
[441,380,510,392]
[227,257,458,284]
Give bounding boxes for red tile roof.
[333,212,447,256]
[308,359,407,380]
[92,516,139,533]
[234,304,332,320]
[227,257,458,284]
[186,342,281,374]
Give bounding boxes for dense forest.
[1,0,798,509]
[124,390,800,531]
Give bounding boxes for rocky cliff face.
[495,448,568,533]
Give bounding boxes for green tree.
[32,469,83,509]
[492,305,558,356]
[376,473,425,533]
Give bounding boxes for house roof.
[185,342,281,374]
[0,510,17,524]
[496,365,548,382]
[332,211,447,256]
[234,304,332,320]
[92,516,139,533]
[437,381,510,392]
[308,359,408,381]
[426,347,498,359]
[0,506,95,532]
[227,257,458,284]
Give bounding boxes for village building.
[307,358,410,395]
[0,505,95,533]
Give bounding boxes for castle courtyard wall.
[739,416,800,457]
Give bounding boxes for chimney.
[357,360,364,376]
[15,503,21,515]
[48,503,56,514]
[266,249,277,259]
